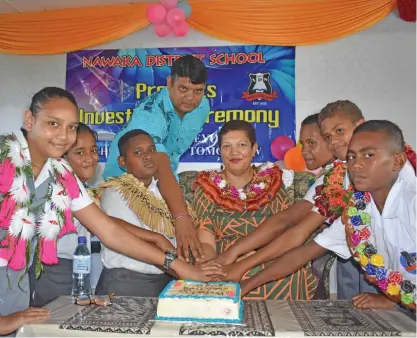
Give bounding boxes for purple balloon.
[270,136,295,160]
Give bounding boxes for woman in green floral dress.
[192,120,318,300]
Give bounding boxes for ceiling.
[0,0,158,14]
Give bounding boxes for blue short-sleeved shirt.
[103,88,210,179]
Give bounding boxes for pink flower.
[58,208,78,238]
[0,234,27,271]
[0,158,16,194]
[258,168,273,177]
[58,171,80,200]
[351,232,361,246]
[377,279,389,291]
[230,186,239,198]
[39,238,58,265]
[250,185,262,194]
[0,196,17,229]
[213,175,221,184]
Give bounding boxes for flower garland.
[0,133,81,277]
[313,161,352,223]
[313,145,417,224]
[343,191,416,310]
[405,144,416,172]
[194,162,283,212]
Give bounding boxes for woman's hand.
[171,259,225,282]
[0,308,50,335]
[220,262,247,283]
[208,248,239,266]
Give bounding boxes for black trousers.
[95,266,172,297]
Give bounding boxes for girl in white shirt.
[0,87,223,335]
[30,123,99,307]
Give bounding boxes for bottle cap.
[78,236,87,244]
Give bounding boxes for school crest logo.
[242,72,278,102]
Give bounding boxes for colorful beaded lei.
[344,191,416,310]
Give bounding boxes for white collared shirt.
[303,162,337,205]
[0,130,93,267]
[57,218,91,259]
[314,177,417,283]
[100,178,176,274]
[304,160,415,213]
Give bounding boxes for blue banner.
[66,45,295,163]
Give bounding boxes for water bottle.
[72,236,91,304]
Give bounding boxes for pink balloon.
[270,136,295,160]
[172,21,189,37]
[154,22,171,37]
[166,8,185,27]
[160,0,178,9]
[146,4,167,24]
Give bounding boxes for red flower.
[315,184,324,196]
[328,213,339,224]
[359,228,371,240]
[388,271,403,285]
[405,144,416,173]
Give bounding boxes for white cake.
[155,280,242,323]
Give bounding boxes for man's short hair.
[171,55,207,84]
[352,120,405,152]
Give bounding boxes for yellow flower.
[386,283,401,296]
[359,255,369,267]
[370,254,384,267]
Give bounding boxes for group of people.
[0,55,415,336]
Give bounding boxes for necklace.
[0,133,81,279]
[195,162,283,212]
[313,161,352,223]
[343,190,416,310]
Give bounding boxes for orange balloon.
[284,147,306,172]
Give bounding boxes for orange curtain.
[0,0,397,55]
[0,4,149,55]
[187,0,397,45]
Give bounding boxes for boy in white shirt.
[241,120,416,310]
[95,129,178,297]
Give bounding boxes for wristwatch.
[163,249,178,272]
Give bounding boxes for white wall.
[0,13,415,165]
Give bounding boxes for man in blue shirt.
[103,55,210,262]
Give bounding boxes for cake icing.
[155,280,243,323]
